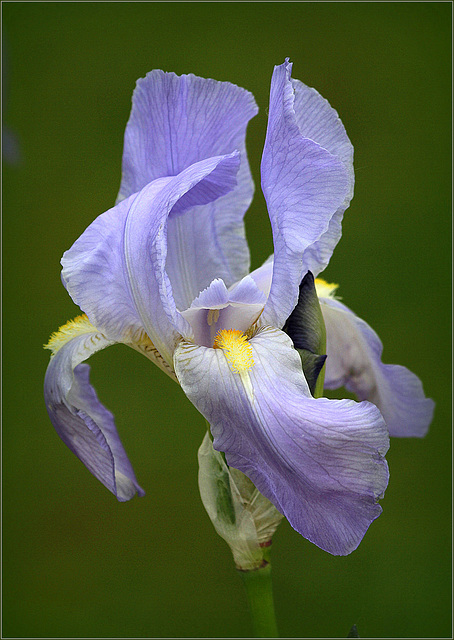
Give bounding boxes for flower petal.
[118,69,258,310]
[124,152,240,361]
[249,257,273,298]
[62,153,240,364]
[181,275,266,347]
[175,326,389,555]
[291,77,354,275]
[260,60,351,328]
[44,317,144,501]
[61,192,155,347]
[320,296,435,437]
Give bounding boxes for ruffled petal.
[62,152,240,364]
[118,69,258,309]
[175,326,389,555]
[44,316,144,501]
[260,60,351,328]
[320,296,435,437]
[291,78,354,275]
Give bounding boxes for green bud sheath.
[283,271,327,396]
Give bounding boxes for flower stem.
[239,562,279,638]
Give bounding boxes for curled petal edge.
[44,315,145,501]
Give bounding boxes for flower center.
[213,329,254,374]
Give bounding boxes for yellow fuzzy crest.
[314,278,339,298]
[213,329,254,374]
[44,314,97,355]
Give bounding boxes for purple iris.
[44,59,434,555]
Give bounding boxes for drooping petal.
[62,152,240,364]
[291,78,354,275]
[118,69,258,309]
[44,316,144,501]
[175,326,389,555]
[319,295,435,437]
[260,60,351,329]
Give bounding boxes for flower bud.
[283,270,327,396]
[198,432,283,571]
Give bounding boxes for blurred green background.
[2,2,451,638]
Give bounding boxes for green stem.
[239,563,279,638]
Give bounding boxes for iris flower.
[44,59,434,556]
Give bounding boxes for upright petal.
[319,295,435,437]
[261,60,351,328]
[62,153,240,364]
[124,152,241,362]
[175,326,389,555]
[291,77,354,275]
[44,316,144,501]
[118,70,259,309]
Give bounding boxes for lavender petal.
[260,60,351,329]
[44,331,144,501]
[321,296,435,437]
[175,326,389,555]
[118,69,258,309]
